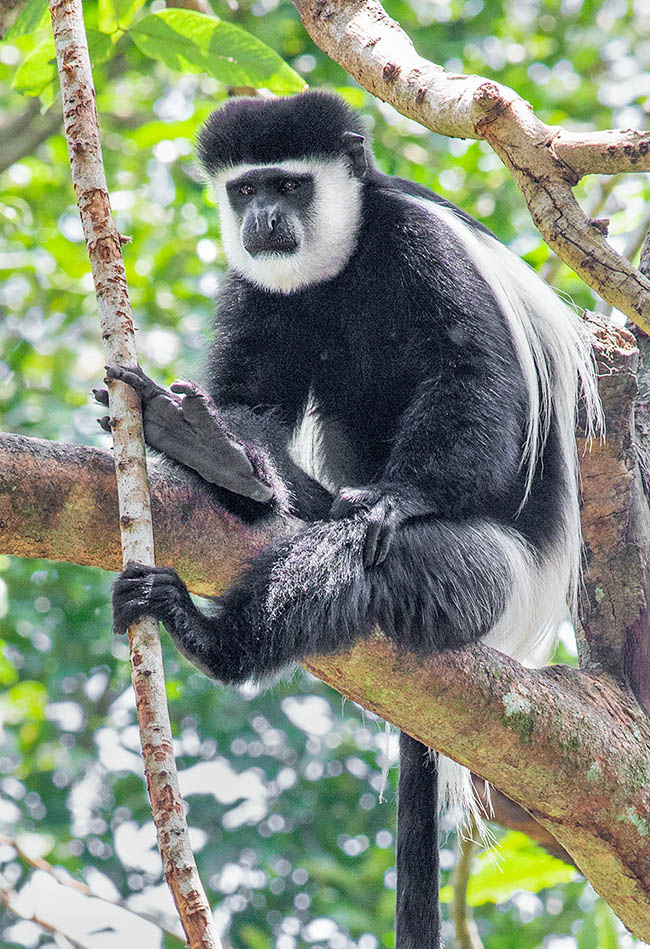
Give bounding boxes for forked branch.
[293,0,650,331]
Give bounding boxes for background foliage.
[1,0,650,946]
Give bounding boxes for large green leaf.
[440,831,577,906]
[87,28,116,66]
[12,29,116,97]
[11,35,56,96]
[129,9,306,93]
[3,0,48,42]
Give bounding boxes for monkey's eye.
[238,184,256,196]
[279,180,301,194]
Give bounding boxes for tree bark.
[48,0,220,943]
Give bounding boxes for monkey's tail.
[396,733,441,949]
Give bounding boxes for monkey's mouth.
[244,236,299,257]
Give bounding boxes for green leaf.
[577,908,599,949]
[6,680,48,721]
[11,35,57,96]
[11,30,115,97]
[593,900,620,948]
[0,645,19,687]
[128,9,306,93]
[87,29,115,66]
[3,0,48,42]
[98,0,144,34]
[238,924,268,949]
[577,900,620,948]
[440,831,576,906]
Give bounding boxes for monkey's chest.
[303,337,413,488]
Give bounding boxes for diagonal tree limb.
[293,0,650,331]
[2,321,650,936]
[2,426,650,937]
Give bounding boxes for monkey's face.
[213,158,363,294]
[226,168,313,258]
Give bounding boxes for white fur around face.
[212,158,363,294]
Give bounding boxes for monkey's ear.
[342,131,368,179]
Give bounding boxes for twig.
[452,817,483,949]
[1,885,88,949]
[0,834,184,939]
[47,0,220,945]
[0,99,63,174]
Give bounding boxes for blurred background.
[1,0,650,945]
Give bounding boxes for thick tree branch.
[293,0,650,331]
[3,352,650,940]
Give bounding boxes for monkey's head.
[198,91,370,294]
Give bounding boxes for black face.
[226,167,315,257]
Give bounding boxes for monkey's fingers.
[363,499,398,568]
[112,562,190,635]
[93,387,109,406]
[330,486,380,520]
[105,365,177,406]
[170,379,205,399]
[170,379,224,427]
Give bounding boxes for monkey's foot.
[330,487,406,568]
[94,366,272,502]
[112,561,196,636]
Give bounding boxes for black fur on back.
[197,90,368,173]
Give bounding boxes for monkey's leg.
[113,513,518,684]
[112,538,370,685]
[112,514,377,683]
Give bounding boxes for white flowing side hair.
[413,198,603,617]
[405,197,603,840]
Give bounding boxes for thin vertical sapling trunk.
[47,0,221,944]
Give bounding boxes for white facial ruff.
[211,157,363,294]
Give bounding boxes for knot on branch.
[313,0,336,21]
[383,61,401,82]
[473,80,501,106]
[472,81,516,133]
[589,217,610,237]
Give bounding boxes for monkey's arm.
[332,353,527,565]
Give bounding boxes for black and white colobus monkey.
[101,91,600,948]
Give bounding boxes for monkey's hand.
[94,365,273,503]
[329,487,406,568]
[331,486,436,568]
[113,561,196,637]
